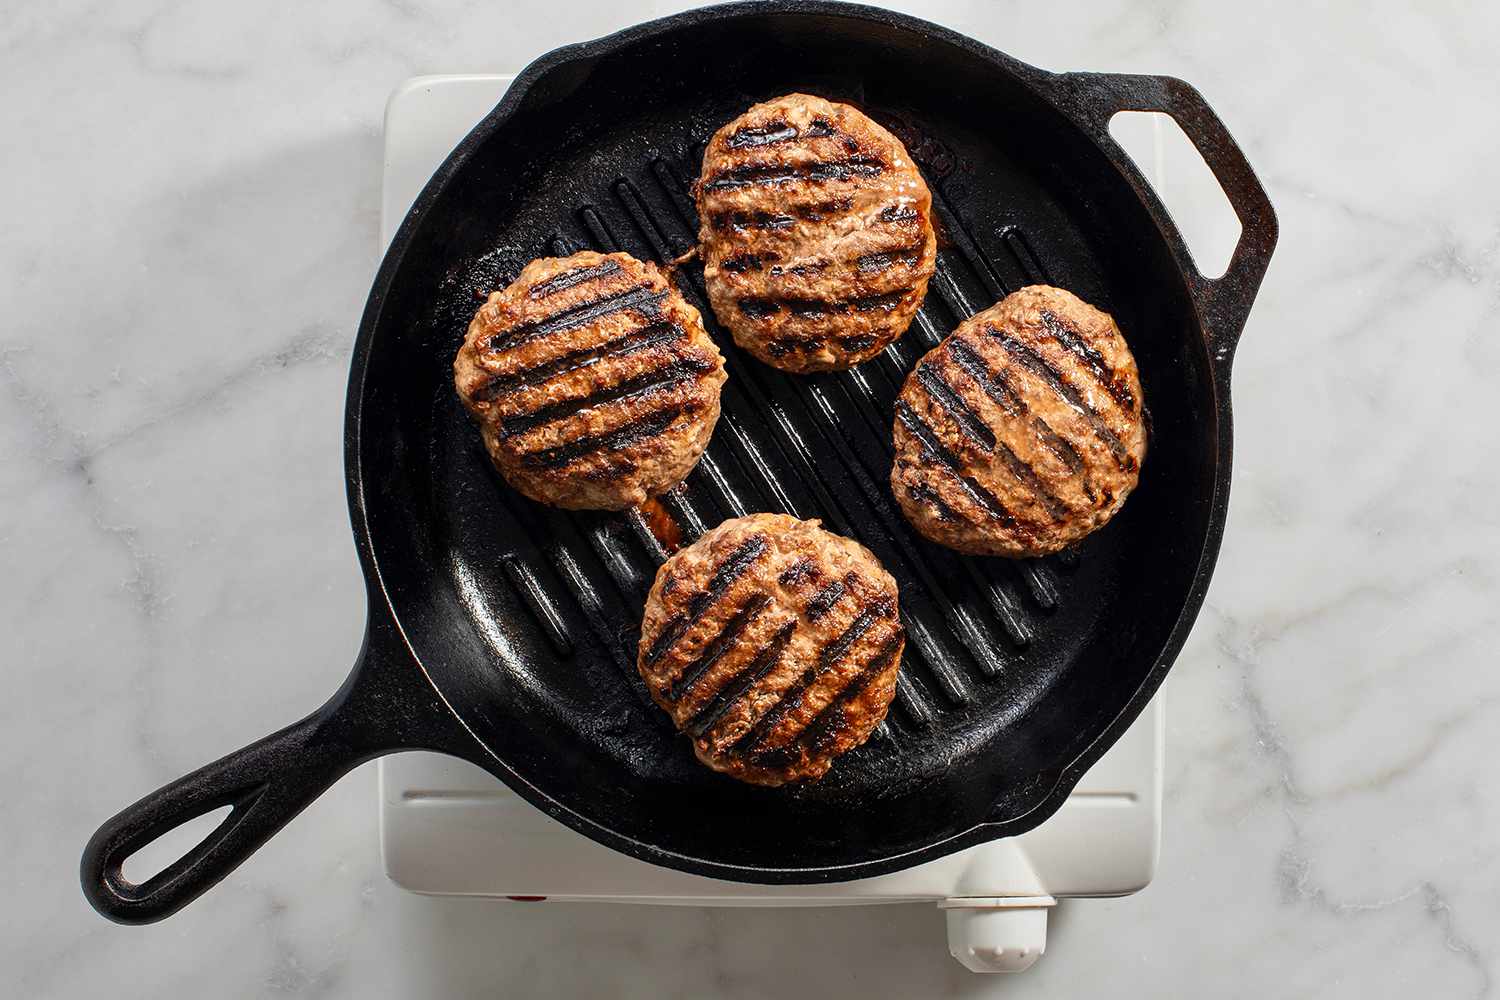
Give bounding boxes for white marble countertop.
[5,1,1497,996]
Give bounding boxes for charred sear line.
[708,210,794,233]
[989,329,1135,469]
[527,260,621,299]
[946,339,1084,474]
[769,260,827,277]
[994,440,1071,521]
[905,481,961,523]
[731,605,891,758]
[724,121,799,149]
[947,339,1020,415]
[737,289,911,321]
[720,253,765,273]
[474,322,682,402]
[1040,309,1135,409]
[915,363,996,451]
[685,620,796,739]
[795,631,904,752]
[856,244,925,273]
[803,118,836,138]
[519,403,687,470]
[804,578,847,622]
[487,284,668,353]
[879,203,919,224]
[499,356,715,438]
[850,290,910,312]
[765,332,877,358]
[702,156,886,191]
[778,558,816,587]
[644,534,769,667]
[708,197,854,232]
[737,298,781,319]
[895,400,1017,527]
[667,593,770,701]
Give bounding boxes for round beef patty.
[891,285,1147,557]
[454,251,726,510]
[638,513,905,786]
[695,93,937,373]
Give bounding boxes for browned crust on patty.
[638,514,904,785]
[454,251,727,510]
[695,94,937,373]
[891,286,1147,557]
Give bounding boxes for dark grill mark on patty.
[895,400,1017,527]
[702,156,886,191]
[667,593,770,701]
[915,362,996,451]
[721,253,765,273]
[947,339,1021,415]
[473,321,682,402]
[794,631,904,753]
[946,338,1084,474]
[993,440,1071,521]
[518,403,688,470]
[987,328,1135,470]
[764,332,878,358]
[729,603,891,758]
[768,260,827,277]
[803,118,836,138]
[804,577,848,622]
[850,290,910,312]
[527,259,621,299]
[905,481,961,523]
[499,356,716,439]
[725,121,799,149]
[737,289,911,322]
[856,244,925,273]
[879,204,919,223]
[644,534,769,667]
[710,211,795,233]
[685,620,796,739]
[487,284,668,353]
[778,558,816,587]
[1039,309,1136,409]
[708,197,855,233]
[738,298,781,319]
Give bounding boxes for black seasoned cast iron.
[82,1,1277,923]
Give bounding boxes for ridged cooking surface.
[444,145,1097,753]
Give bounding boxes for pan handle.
[80,616,473,924]
[1054,72,1279,364]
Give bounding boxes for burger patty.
[891,285,1147,557]
[695,93,937,373]
[638,514,905,786]
[454,251,727,510]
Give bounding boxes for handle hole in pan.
[119,804,234,885]
[1108,110,1241,279]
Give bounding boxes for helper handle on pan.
[1056,72,1279,364]
[80,617,470,925]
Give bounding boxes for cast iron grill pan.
[82,1,1276,923]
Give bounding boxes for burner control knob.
[940,896,1054,973]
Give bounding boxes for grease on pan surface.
[454,251,727,510]
[639,514,905,786]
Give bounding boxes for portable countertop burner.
[378,74,1177,974]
